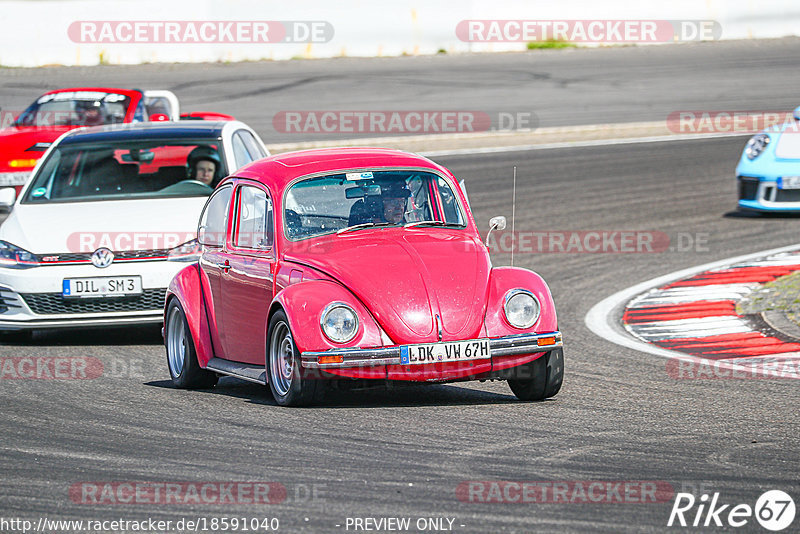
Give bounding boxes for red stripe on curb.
[623,301,737,324]
[654,332,800,359]
[663,266,800,287]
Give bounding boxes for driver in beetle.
[186,146,221,188]
[378,181,411,224]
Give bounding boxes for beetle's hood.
[284,230,490,344]
[0,197,208,253]
[0,126,72,171]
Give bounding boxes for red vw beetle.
[164,148,563,406]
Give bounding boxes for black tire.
[165,299,218,389]
[266,310,321,406]
[508,348,564,401]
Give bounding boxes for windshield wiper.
[403,220,462,228]
[337,221,395,234]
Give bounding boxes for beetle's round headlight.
[503,289,540,329]
[321,303,359,343]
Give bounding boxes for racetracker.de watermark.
[68,21,333,43]
[667,111,800,134]
[484,231,709,254]
[456,20,721,43]
[69,482,287,505]
[272,110,537,134]
[666,357,800,380]
[457,481,674,503]
[0,356,103,380]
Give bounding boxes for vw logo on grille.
[91,248,114,268]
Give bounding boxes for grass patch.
[527,39,576,50]
[737,270,800,324]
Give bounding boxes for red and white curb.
[585,244,800,379]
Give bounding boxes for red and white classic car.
[164,148,563,406]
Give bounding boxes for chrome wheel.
[269,320,294,397]
[166,305,186,378]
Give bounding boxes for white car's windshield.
[284,170,465,240]
[23,139,227,203]
[14,91,132,127]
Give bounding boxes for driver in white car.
[186,146,221,187]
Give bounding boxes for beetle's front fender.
[165,263,216,367]
[270,280,384,355]
[483,266,557,338]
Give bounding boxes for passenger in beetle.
[186,146,222,188]
[406,174,431,222]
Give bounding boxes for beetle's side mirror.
[0,188,16,208]
[485,215,506,246]
[149,113,170,122]
[197,225,211,246]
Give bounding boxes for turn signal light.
[537,336,556,346]
[318,355,344,365]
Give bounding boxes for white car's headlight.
[0,240,39,268]
[503,289,540,329]
[321,303,359,343]
[167,239,201,262]
[745,133,770,160]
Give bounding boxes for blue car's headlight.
[0,240,39,268]
[745,133,770,160]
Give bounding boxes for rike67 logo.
[668,490,795,531]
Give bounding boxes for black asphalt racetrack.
[3,38,800,142]
[2,41,800,533]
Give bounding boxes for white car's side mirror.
[0,188,16,208]
[485,215,506,246]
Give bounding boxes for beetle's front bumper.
[301,331,563,369]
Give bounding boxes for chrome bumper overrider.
[301,331,563,369]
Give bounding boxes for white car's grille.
[37,249,171,265]
[20,288,166,315]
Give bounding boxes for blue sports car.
[737,107,800,212]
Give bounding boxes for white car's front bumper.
[0,259,189,330]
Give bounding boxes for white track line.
[584,243,800,362]
[420,132,748,157]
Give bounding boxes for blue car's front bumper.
[736,144,800,212]
[737,176,800,212]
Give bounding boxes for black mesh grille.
[21,288,166,315]
[0,288,23,315]
[774,189,800,202]
[738,177,759,201]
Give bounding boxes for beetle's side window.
[232,133,253,170]
[198,186,233,247]
[234,185,273,249]
[437,178,464,225]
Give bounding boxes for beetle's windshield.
[284,170,466,240]
[22,139,227,203]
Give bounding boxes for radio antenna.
[511,166,517,267]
